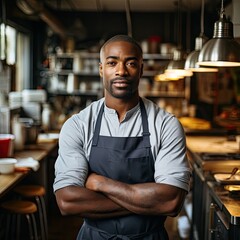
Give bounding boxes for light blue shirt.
[54,97,191,192]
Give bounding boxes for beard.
[105,78,138,99]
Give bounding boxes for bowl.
[0,158,17,174]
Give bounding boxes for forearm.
[55,185,131,218]
[86,174,187,216]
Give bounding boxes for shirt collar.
[104,101,140,120]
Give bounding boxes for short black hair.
[100,34,143,59]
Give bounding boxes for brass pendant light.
[197,0,240,67]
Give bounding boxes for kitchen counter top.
[186,135,240,227]
[186,135,240,172]
[186,135,239,153]
[207,181,240,225]
[0,140,58,198]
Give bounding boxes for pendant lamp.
[184,0,218,72]
[197,0,240,67]
[165,48,193,78]
[164,0,192,79]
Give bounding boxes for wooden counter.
[186,135,239,153]
[187,135,240,239]
[0,141,58,198]
[186,136,240,172]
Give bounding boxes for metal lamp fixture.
[165,48,193,78]
[184,0,218,72]
[164,0,193,80]
[197,0,240,67]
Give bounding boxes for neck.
[105,95,140,122]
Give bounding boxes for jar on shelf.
[42,103,54,132]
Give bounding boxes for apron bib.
[77,99,168,240]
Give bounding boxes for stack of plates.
[22,89,47,103]
[8,91,22,108]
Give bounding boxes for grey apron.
[77,99,169,240]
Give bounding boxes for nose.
[116,62,128,76]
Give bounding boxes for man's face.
[99,41,143,99]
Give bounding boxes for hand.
[85,173,104,191]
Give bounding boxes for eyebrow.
[106,56,139,61]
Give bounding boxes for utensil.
[225,167,238,180]
[224,185,240,193]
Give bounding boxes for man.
[54,34,191,239]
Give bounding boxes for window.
[0,23,30,91]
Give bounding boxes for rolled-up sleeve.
[53,116,89,192]
[154,115,191,192]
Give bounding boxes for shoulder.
[59,98,104,140]
[141,97,184,134]
[141,97,178,122]
[65,98,104,126]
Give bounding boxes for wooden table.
[0,141,58,198]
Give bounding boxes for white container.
[22,89,47,103]
[177,215,190,239]
[42,103,53,131]
[0,158,17,174]
[12,118,25,151]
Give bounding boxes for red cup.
[0,134,14,158]
[0,139,11,158]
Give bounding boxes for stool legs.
[26,213,38,240]
[1,200,39,240]
[13,185,48,240]
[35,195,48,240]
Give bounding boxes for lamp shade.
[185,35,218,72]
[165,49,193,79]
[197,12,240,67]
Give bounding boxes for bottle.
[42,103,53,132]
[12,116,25,150]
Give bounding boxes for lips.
[112,78,129,88]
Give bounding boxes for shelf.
[144,91,185,98]
[40,69,99,77]
[50,52,172,60]
[143,53,172,60]
[48,90,101,97]
[49,52,100,59]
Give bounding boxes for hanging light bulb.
[164,0,193,79]
[184,0,218,72]
[197,0,240,67]
[165,48,193,78]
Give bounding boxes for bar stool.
[14,185,48,240]
[0,200,38,240]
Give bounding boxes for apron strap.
[92,103,104,146]
[139,99,151,149]
[92,98,151,147]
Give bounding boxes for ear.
[99,62,103,77]
[140,63,143,78]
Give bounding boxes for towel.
[15,157,40,171]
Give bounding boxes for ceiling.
[42,0,205,12]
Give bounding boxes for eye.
[106,60,117,67]
[126,61,137,68]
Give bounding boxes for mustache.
[111,77,130,83]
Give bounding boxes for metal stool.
[14,185,48,240]
[0,200,38,240]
